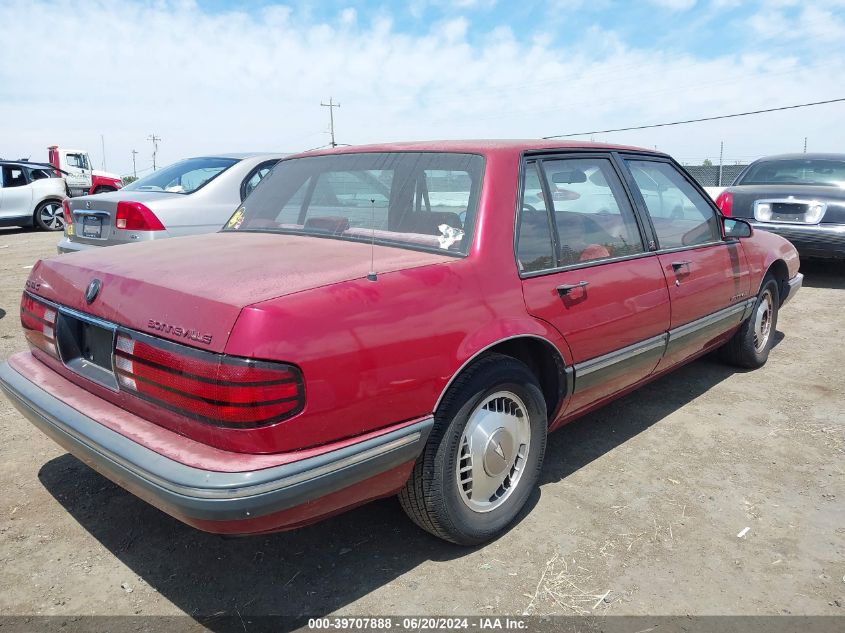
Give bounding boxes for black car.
[714,153,845,259]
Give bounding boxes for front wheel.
[34,200,65,231]
[719,274,780,368]
[399,354,547,545]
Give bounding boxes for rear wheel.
[34,200,65,231]
[719,274,779,368]
[399,354,547,545]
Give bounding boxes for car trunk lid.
[65,191,180,246]
[29,231,454,354]
[727,184,845,224]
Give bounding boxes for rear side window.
[1,166,27,188]
[541,158,644,266]
[626,160,720,249]
[516,156,644,273]
[516,163,554,273]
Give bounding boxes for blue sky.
[1,0,844,175]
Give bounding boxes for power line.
[543,97,845,139]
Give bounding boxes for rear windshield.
[738,159,845,187]
[123,157,238,194]
[223,152,484,255]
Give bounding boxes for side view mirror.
[723,217,753,239]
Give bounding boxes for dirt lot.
[0,227,843,621]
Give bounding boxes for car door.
[620,156,752,371]
[0,165,33,219]
[518,154,671,418]
[63,152,93,194]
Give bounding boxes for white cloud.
[0,0,842,175]
[648,0,696,11]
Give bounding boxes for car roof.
[187,152,289,160]
[0,160,53,169]
[750,152,845,162]
[291,139,666,159]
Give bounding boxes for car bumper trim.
[0,361,432,522]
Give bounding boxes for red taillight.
[715,191,733,217]
[115,201,165,231]
[114,333,304,428]
[20,293,58,358]
[61,199,73,225]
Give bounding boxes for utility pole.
[718,141,724,187]
[100,134,107,170]
[131,149,138,178]
[147,134,161,171]
[320,97,340,147]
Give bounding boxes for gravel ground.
[0,227,843,621]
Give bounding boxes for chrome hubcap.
[456,391,531,513]
[40,202,64,230]
[753,289,774,352]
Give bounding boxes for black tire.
[399,353,547,545]
[719,274,780,369]
[92,187,115,195]
[33,200,65,231]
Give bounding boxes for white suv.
[0,161,68,231]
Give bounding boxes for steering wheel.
[522,203,538,212]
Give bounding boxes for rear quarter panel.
[225,260,568,452]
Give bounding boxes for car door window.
[540,157,644,266]
[66,154,89,170]
[516,163,555,273]
[625,160,721,249]
[241,161,279,200]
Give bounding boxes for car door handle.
[557,281,589,296]
[671,260,691,271]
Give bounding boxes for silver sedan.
[58,153,285,253]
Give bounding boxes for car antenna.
[367,198,378,281]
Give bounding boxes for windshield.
[738,159,845,187]
[223,152,484,255]
[123,157,238,194]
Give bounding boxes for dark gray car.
[58,153,284,254]
[715,153,845,259]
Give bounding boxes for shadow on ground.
[800,258,845,290]
[0,226,36,236]
[36,351,747,627]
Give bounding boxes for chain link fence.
[684,164,748,187]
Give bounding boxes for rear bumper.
[0,360,431,533]
[56,237,98,254]
[750,221,845,259]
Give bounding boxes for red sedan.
[0,141,802,545]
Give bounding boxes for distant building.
[685,164,748,187]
